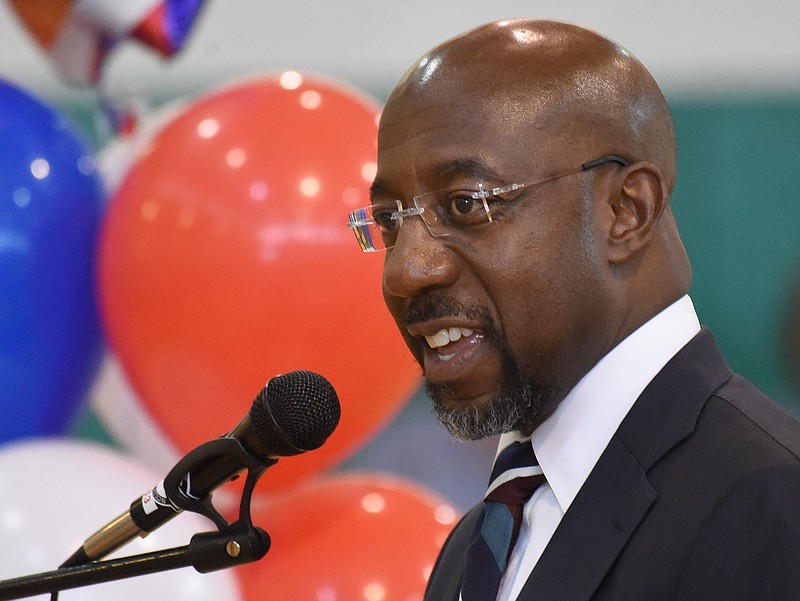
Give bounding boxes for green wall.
[670,100,800,408]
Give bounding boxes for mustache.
[405,291,468,325]
[404,291,499,340]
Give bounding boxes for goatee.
[406,294,552,441]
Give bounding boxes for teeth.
[425,327,474,349]
[429,330,450,348]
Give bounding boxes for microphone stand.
[0,438,272,601]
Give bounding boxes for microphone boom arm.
[0,525,271,600]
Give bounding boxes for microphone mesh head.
[252,370,340,454]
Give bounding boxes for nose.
[382,214,458,302]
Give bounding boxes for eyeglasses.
[347,155,629,252]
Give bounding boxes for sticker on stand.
[141,480,176,514]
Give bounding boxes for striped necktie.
[461,440,546,601]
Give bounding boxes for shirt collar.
[496,295,701,512]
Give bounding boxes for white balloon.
[0,438,243,601]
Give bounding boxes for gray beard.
[429,379,538,441]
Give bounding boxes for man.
[347,18,800,600]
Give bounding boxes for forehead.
[375,88,554,194]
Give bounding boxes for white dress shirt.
[494,295,701,601]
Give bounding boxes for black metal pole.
[0,547,190,600]
[0,526,270,601]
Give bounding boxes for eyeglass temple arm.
[581,155,629,171]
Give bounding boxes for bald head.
[385,19,676,190]
[379,19,690,306]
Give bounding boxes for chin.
[426,375,553,441]
[426,381,508,440]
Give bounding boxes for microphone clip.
[162,435,276,562]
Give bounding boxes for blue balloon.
[0,79,105,443]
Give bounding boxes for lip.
[406,320,484,380]
[420,330,499,390]
[403,309,503,401]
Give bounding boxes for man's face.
[373,83,615,440]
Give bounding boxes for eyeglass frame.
[347,154,629,253]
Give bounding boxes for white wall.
[1,0,799,101]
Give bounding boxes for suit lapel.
[516,437,656,600]
[516,329,733,601]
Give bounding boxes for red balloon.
[237,474,459,601]
[98,74,419,491]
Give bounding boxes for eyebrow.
[369,179,391,202]
[370,157,503,202]
[434,157,502,182]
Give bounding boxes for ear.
[606,161,669,264]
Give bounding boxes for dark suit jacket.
[425,329,800,600]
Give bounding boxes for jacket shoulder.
[712,373,800,460]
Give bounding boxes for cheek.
[487,202,607,362]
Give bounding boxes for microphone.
[61,370,340,568]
